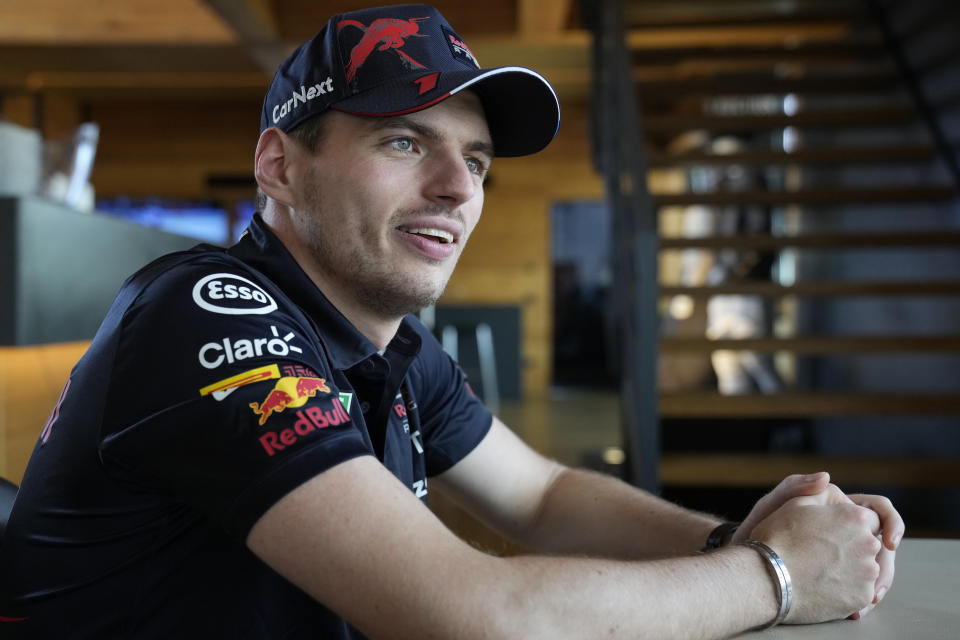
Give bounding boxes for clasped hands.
[731,472,905,624]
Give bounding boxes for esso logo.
[192,273,278,315]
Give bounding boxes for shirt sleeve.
[405,320,493,476]
[97,261,372,539]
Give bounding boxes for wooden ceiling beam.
[199,0,290,73]
[626,23,853,48]
[9,71,268,93]
[200,0,279,41]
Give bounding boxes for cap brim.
[334,66,560,157]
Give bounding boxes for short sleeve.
[98,262,372,539]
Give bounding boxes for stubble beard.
[301,183,454,320]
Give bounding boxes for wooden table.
[738,538,958,639]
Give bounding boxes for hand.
[751,490,883,624]
[768,485,904,620]
[732,472,832,545]
[846,493,904,620]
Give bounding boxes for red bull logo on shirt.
[247,375,352,457]
[249,376,331,426]
[258,400,352,457]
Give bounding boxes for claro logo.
[198,325,303,369]
[192,273,278,315]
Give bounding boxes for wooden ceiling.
[0,0,865,104]
[0,0,586,101]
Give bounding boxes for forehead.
[332,90,492,151]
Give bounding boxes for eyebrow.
[371,116,495,159]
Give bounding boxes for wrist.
[738,540,793,628]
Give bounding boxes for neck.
[324,291,404,352]
[261,210,403,352]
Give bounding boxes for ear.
[254,127,300,208]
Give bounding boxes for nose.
[423,149,477,209]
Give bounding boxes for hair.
[256,112,330,213]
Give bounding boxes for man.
[0,4,902,639]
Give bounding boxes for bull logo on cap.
[338,16,430,82]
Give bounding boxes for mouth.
[398,226,456,245]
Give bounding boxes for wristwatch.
[701,521,740,552]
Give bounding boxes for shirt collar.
[229,214,421,370]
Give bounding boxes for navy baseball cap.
[260,3,560,157]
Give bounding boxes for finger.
[873,543,896,604]
[848,494,905,550]
[849,533,891,621]
[851,603,875,620]
[789,471,830,495]
[852,542,894,620]
[766,472,831,505]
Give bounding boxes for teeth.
[406,227,454,244]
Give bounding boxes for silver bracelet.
[739,540,792,628]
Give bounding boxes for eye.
[391,137,415,152]
[465,156,487,178]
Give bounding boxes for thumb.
[773,471,831,500]
[735,472,832,542]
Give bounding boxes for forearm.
[490,544,777,640]
[518,466,721,558]
[253,455,883,639]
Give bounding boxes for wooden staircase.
[604,0,960,506]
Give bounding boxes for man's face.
[293,90,491,319]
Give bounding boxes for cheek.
[462,193,484,241]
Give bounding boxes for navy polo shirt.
[0,215,493,639]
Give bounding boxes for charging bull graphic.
[249,376,331,426]
[338,16,429,82]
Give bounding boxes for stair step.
[658,231,960,249]
[661,453,960,488]
[635,72,899,96]
[631,38,885,65]
[624,3,866,29]
[659,392,960,417]
[648,144,935,168]
[653,186,956,206]
[660,335,960,354]
[645,107,914,133]
[660,281,960,298]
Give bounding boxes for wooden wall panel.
[89,98,261,199]
[91,99,261,163]
[1,93,37,128]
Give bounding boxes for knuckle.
[856,554,881,581]
[852,506,877,528]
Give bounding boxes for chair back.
[0,477,18,541]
